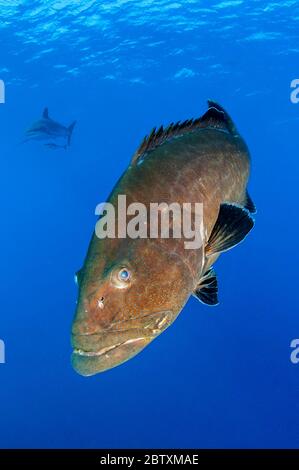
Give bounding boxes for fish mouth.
[71,310,174,376]
[72,337,151,376]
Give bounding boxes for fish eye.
[111,267,132,289]
[118,268,131,282]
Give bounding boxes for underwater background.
[0,0,299,448]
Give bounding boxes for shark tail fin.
[67,120,76,146]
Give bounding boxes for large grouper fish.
[71,101,256,376]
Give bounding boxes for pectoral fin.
[193,267,219,306]
[206,203,254,256]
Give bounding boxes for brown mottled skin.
[71,102,251,376]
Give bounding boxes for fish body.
[44,142,67,150]
[25,108,76,146]
[71,101,255,376]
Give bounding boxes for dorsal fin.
[42,107,49,119]
[206,100,238,135]
[131,100,238,165]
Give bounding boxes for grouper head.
[71,235,193,376]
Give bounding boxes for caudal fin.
[67,120,76,146]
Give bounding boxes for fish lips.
[71,310,174,376]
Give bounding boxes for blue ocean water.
[0,0,299,449]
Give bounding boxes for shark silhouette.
[24,108,76,146]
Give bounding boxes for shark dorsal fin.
[131,101,239,165]
[42,107,49,119]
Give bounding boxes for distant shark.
[24,108,76,147]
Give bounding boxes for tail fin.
[67,120,76,146]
